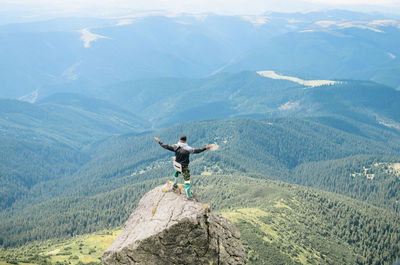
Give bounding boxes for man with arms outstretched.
[154,135,212,200]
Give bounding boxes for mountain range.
[1,10,400,100]
[1,9,400,265]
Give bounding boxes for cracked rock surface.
[102,182,246,265]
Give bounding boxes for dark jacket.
[159,140,206,166]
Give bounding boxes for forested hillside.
[0,97,148,210]
[6,117,399,207]
[0,136,86,209]
[202,175,400,265]
[291,155,400,212]
[1,117,400,252]
[1,175,400,265]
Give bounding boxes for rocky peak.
[102,181,246,264]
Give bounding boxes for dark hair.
[180,135,187,142]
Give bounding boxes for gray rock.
[102,181,246,265]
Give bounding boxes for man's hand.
[154,137,160,143]
[206,144,213,149]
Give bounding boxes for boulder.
[102,181,246,265]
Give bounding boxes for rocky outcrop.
[102,181,246,265]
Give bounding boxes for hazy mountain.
[1,10,400,100]
[227,27,400,89]
[0,95,148,148]
[0,14,275,99]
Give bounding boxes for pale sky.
[2,0,400,23]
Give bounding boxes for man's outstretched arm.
[193,144,213,154]
[154,137,175,151]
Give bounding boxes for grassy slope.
[0,230,121,265]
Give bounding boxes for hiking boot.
[186,197,194,201]
[173,183,178,190]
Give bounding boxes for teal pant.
[173,166,191,197]
[174,166,190,181]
